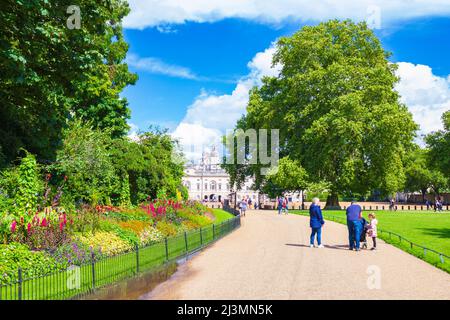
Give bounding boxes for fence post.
[165,237,169,262]
[184,231,188,255]
[135,244,140,274]
[91,252,96,291]
[18,268,23,300]
[200,227,203,246]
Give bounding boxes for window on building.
[218,184,222,190]
[204,184,208,190]
[197,183,200,190]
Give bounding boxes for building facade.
[182,148,261,203]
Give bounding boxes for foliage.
[117,220,151,235]
[155,221,178,237]
[16,152,41,213]
[265,157,308,196]
[139,227,164,246]
[225,20,417,207]
[78,231,133,256]
[109,129,185,204]
[425,111,450,185]
[69,205,102,234]
[0,0,137,166]
[99,220,139,244]
[53,240,102,266]
[0,242,63,284]
[51,120,116,206]
[118,172,131,207]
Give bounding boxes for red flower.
[11,221,17,233]
[59,222,64,231]
[27,223,31,233]
[41,218,47,227]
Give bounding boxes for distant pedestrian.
[367,213,378,250]
[309,197,324,248]
[389,198,395,211]
[426,200,430,210]
[240,199,247,216]
[346,200,362,251]
[282,197,289,214]
[277,196,284,215]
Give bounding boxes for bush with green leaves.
[51,120,117,206]
[0,242,64,284]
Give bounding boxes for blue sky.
[121,1,450,159]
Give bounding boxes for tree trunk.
[324,192,341,210]
[421,189,426,203]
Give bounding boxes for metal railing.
[294,211,450,272]
[0,216,241,300]
[264,203,449,211]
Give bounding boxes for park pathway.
[142,210,450,300]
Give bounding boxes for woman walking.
[309,197,324,248]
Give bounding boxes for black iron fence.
[263,203,449,211]
[0,216,241,300]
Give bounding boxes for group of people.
[276,196,289,215]
[309,198,378,251]
[238,196,258,216]
[425,199,445,212]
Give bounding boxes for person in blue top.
[309,197,325,248]
[346,200,362,251]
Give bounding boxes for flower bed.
[0,200,215,284]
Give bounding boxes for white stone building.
[182,147,261,203]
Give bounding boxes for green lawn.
[0,212,238,300]
[212,209,235,223]
[292,210,450,273]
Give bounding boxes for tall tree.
[228,20,417,208]
[425,111,450,184]
[0,0,137,166]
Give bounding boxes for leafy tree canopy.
[227,20,418,207]
[0,0,137,166]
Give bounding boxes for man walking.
[346,200,362,251]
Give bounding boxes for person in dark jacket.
[346,200,362,251]
[309,197,325,248]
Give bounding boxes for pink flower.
[11,221,17,233]
[41,218,47,227]
[59,222,64,231]
[27,223,31,233]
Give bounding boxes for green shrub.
[99,220,139,244]
[0,242,63,284]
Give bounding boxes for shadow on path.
[285,243,350,251]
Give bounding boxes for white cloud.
[127,122,140,141]
[124,0,450,30]
[171,46,280,161]
[126,53,198,79]
[395,62,450,137]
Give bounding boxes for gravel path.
[143,210,450,300]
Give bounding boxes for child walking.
[367,213,378,250]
